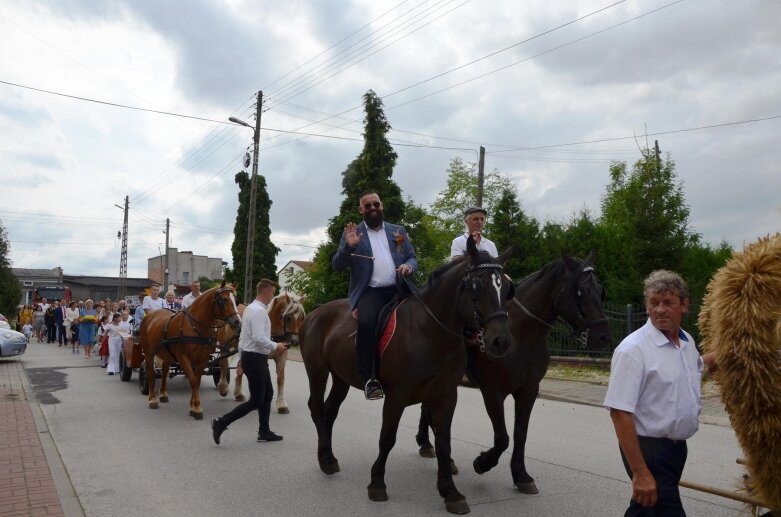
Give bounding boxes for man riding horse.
[332,189,416,400]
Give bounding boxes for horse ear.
[466,234,478,260]
[220,279,227,288]
[585,250,596,265]
[561,251,578,271]
[498,246,514,265]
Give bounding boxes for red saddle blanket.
[376,299,406,358]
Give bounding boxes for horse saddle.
[351,298,408,359]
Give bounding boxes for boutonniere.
[393,230,405,252]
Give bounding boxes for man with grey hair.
[604,270,716,516]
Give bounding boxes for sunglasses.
[362,201,381,210]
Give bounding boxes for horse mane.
[423,250,496,294]
[516,257,566,290]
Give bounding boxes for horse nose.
[486,334,512,359]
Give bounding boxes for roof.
[12,268,61,279]
[282,260,314,272]
[63,276,154,287]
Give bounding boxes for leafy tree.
[401,198,451,281]
[227,170,280,302]
[430,157,514,236]
[197,276,221,290]
[487,187,541,278]
[598,143,698,303]
[680,240,733,305]
[0,219,22,318]
[303,90,403,307]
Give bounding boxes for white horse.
[216,292,306,414]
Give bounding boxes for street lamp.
[229,95,262,304]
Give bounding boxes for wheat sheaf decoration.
[699,233,781,514]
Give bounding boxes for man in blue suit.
[332,190,417,400]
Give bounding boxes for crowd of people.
[15,282,201,377]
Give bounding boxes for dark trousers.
[620,436,688,517]
[221,351,274,434]
[46,321,56,342]
[356,285,396,383]
[57,323,67,344]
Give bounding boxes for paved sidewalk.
[0,355,81,517]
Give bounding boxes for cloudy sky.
[1,0,779,280]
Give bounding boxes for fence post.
[626,304,633,335]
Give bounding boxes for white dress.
[106,322,129,374]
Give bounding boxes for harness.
[270,300,303,343]
[154,287,239,358]
[513,264,608,347]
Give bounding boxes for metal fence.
[547,302,702,359]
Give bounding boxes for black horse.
[416,252,611,493]
[299,237,515,514]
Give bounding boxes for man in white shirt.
[142,285,165,315]
[604,270,716,516]
[181,281,201,309]
[450,207,498,261]
[212,279,287,445]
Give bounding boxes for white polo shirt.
[450,233,498,260]
[604,318,703,441]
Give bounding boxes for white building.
[277,260,313,297]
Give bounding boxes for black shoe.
[364,380,384,400]
[211,418,228,445]
[257,431,283,442]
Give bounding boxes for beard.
[363,210,384,230]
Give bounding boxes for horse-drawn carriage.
[126,282,306,419]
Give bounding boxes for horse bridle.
[514,264,608,346]
[463,263,510,326]
[271,298,304,342]
[181,287,240,334]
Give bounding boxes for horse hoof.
[445,498,470,514]
[473,457,486,475]
[450,459,459,475]
[277,407,290,414]
[235,394,246,402]
[319,460,340,475]
[515,481,539,494]
[418,446,436,458]
[218,388,229,397]
[159,395,169,403]
[367,487,388,502]
[189,410,203,420]
[149,402,159,410]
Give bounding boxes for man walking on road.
[604,270,716,516]
[212,279,287,444]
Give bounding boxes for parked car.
[0,326,27,357]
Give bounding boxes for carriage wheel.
[139,362,149,395]
[119,350,132,382]
[212,366,230,387]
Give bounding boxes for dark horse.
[299,238,515,514]
[416,252,611,493]
[139,281,242,419]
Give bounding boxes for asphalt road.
[24,344,748,517]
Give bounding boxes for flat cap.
[464,206,487,217]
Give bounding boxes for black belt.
[638,435,685,445]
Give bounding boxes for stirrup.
[364,379,384,400]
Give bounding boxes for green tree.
[227,170,280,302]
[400,198,450,281]
[430,157,514,236]
[680,240,733,305]
[0,219,22,318]
[598,144,698,303]
[197,276,221,290]
[487,187,541,278]
[303,90,403,307]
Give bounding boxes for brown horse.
[416,253,612,493]
[299,238,515,514]
[215,292,306,413]
[139,281,241,419]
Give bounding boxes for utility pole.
[228,91,263,304]
[654,140,661,173]
[118,195,129,300]
[163,218,170,292]
[476,146,486,207]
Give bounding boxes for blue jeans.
[620,436,688,516]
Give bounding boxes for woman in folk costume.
[699,233,781,515]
